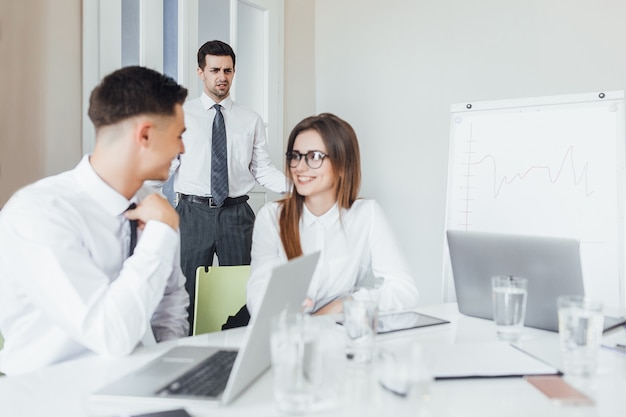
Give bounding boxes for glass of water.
[557,295,604,377]
[343,297,378,363]
[270,313,321,414]
[491,275,528,342]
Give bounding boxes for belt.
[179,194,249,208]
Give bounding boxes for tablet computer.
[603,315,626,333]
[376,311,449,334]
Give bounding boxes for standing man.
[173,40,287,330]
[0,66,190,375]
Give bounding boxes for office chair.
[193,265,251,335]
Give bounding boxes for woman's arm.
[247,202,286,317]
[366,201,420,311]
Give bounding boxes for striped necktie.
[211,104,229,207]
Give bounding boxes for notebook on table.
[91,251,320,407]
[424,341,560,379]
[446,230,584,332]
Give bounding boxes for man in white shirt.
[172,40,287,331]
[0,66,190,375]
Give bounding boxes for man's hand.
[312,298,344,316]
[125,193,179,231]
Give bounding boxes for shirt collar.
[201,93,233,112]
[302,202,340,227]
[73,155,137,217]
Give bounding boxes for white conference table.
[2,303,626,417]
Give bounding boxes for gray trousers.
[176,198,255,333]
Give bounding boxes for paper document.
[424,341,560,379]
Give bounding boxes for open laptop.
[446,230,584,331]
[91,251,320,407]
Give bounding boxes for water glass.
[376,340,432,400]
[343,297,378,363]
[491,275,528,342]
[557,295,604,377]
[270,313,321,415]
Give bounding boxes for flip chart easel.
[444,91,626,308]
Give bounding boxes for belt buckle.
[208,197,219,208]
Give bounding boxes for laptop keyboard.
[157,350,238,397]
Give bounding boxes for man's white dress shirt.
[247,199,419,316]
[173,93,287,197]
[0,155,189,375]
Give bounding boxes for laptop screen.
[446,230,584,331]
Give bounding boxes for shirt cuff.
[137,220,179,265]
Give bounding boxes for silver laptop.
[446,230,584,331]
[91,251,320,407]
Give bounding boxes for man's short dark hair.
[88,66,188,130]
[197,40,236,69]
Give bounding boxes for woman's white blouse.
[247,199,419,316]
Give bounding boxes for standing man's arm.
[248,116,289,194]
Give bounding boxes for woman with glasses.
[246,113,419,316]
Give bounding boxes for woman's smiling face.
[290,129,337,205]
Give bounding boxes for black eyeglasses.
[285,150,329,169]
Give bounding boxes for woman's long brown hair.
[279,113,361,259]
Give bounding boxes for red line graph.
[456,124,595,228]
[461,120,594,200]
[469,144,594,198]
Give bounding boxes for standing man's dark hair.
[197,40,236,69]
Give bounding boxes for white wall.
[314,0,626,305]
[284,0,316,135]
[0,0,82,206]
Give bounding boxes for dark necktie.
[125,202,155,345]
[127,203,138,257]
[211,104,229,207]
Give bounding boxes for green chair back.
[193,265,250,335]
